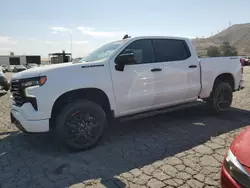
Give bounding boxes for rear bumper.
[237,80,244,91]
[11,108,49,133]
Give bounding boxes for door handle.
[151,68,162,72]
[189,65,197,68]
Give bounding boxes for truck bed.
[199,56,243,99]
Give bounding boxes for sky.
[0,0,250,58]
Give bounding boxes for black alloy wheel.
[65,111,102,145]
[207,82,233,114]
[215,85,233,111]
[56,100,107,150]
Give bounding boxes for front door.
[110,39,164,117]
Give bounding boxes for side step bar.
[118,101,204,122]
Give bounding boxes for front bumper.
[11,107,49,133]
[221,163,240,188]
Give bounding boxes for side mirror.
[115,50,136,71]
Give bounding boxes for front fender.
[27,64,116,119]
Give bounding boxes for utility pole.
[69,31,72,60]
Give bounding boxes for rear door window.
[153,39,191,62]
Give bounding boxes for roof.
[131,36,191,41]
[49,53,72,55]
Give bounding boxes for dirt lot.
[1,69,250,188]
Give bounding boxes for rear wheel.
[206,82,233,114]
[55,99,107,150]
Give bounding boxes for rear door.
[152,39,200,106]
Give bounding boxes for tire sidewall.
[4,82,10,91]
[211,82,233,113]
[56,100,107,150]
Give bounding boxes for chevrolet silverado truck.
[10,36,244,150]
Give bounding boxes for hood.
[11,60,106,80]
[11,62,76,80]
[230,126,250,172]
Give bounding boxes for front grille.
[11,80,24,106]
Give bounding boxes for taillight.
[240,58,244,73]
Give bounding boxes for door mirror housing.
[115,50,136,71]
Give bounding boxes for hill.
[192,23,250,56]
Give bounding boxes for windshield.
[81,40,126,62]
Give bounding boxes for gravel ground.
[0,68,250,188]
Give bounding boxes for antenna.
[123,34,131,39]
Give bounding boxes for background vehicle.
[13,65,27,73]
[6,65,15,72]
[0,66,6,73]
[2,64,8,70]
[26,63,38,69]
[10,36,244,150]
[0,69,10,91]
[240,57,250,66]
[221,127,250,188]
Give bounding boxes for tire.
[55,99,107,151]
[206,81,233,114]
[3,82,10,91]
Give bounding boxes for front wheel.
[55,100,107,151]
[206,82,233,114]
[3,82,10,91]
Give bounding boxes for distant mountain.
[192,23,250,56]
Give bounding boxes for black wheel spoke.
[83,113,91,120]
[79,113,85,121]
[72,132,84,142]
[65,109,102,146]
[88,122,101,128]
[219,101,231,105]
[67,122,78,128]
[82,130,93,140]
[216,87,232,111]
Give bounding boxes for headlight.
[21,76,47,88]
[224,149,250,187]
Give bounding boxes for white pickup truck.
[10,36,244,150]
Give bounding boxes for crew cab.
[10,36,244,150]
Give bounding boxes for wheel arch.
[213,73,235,91]
[50,88,113,129]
